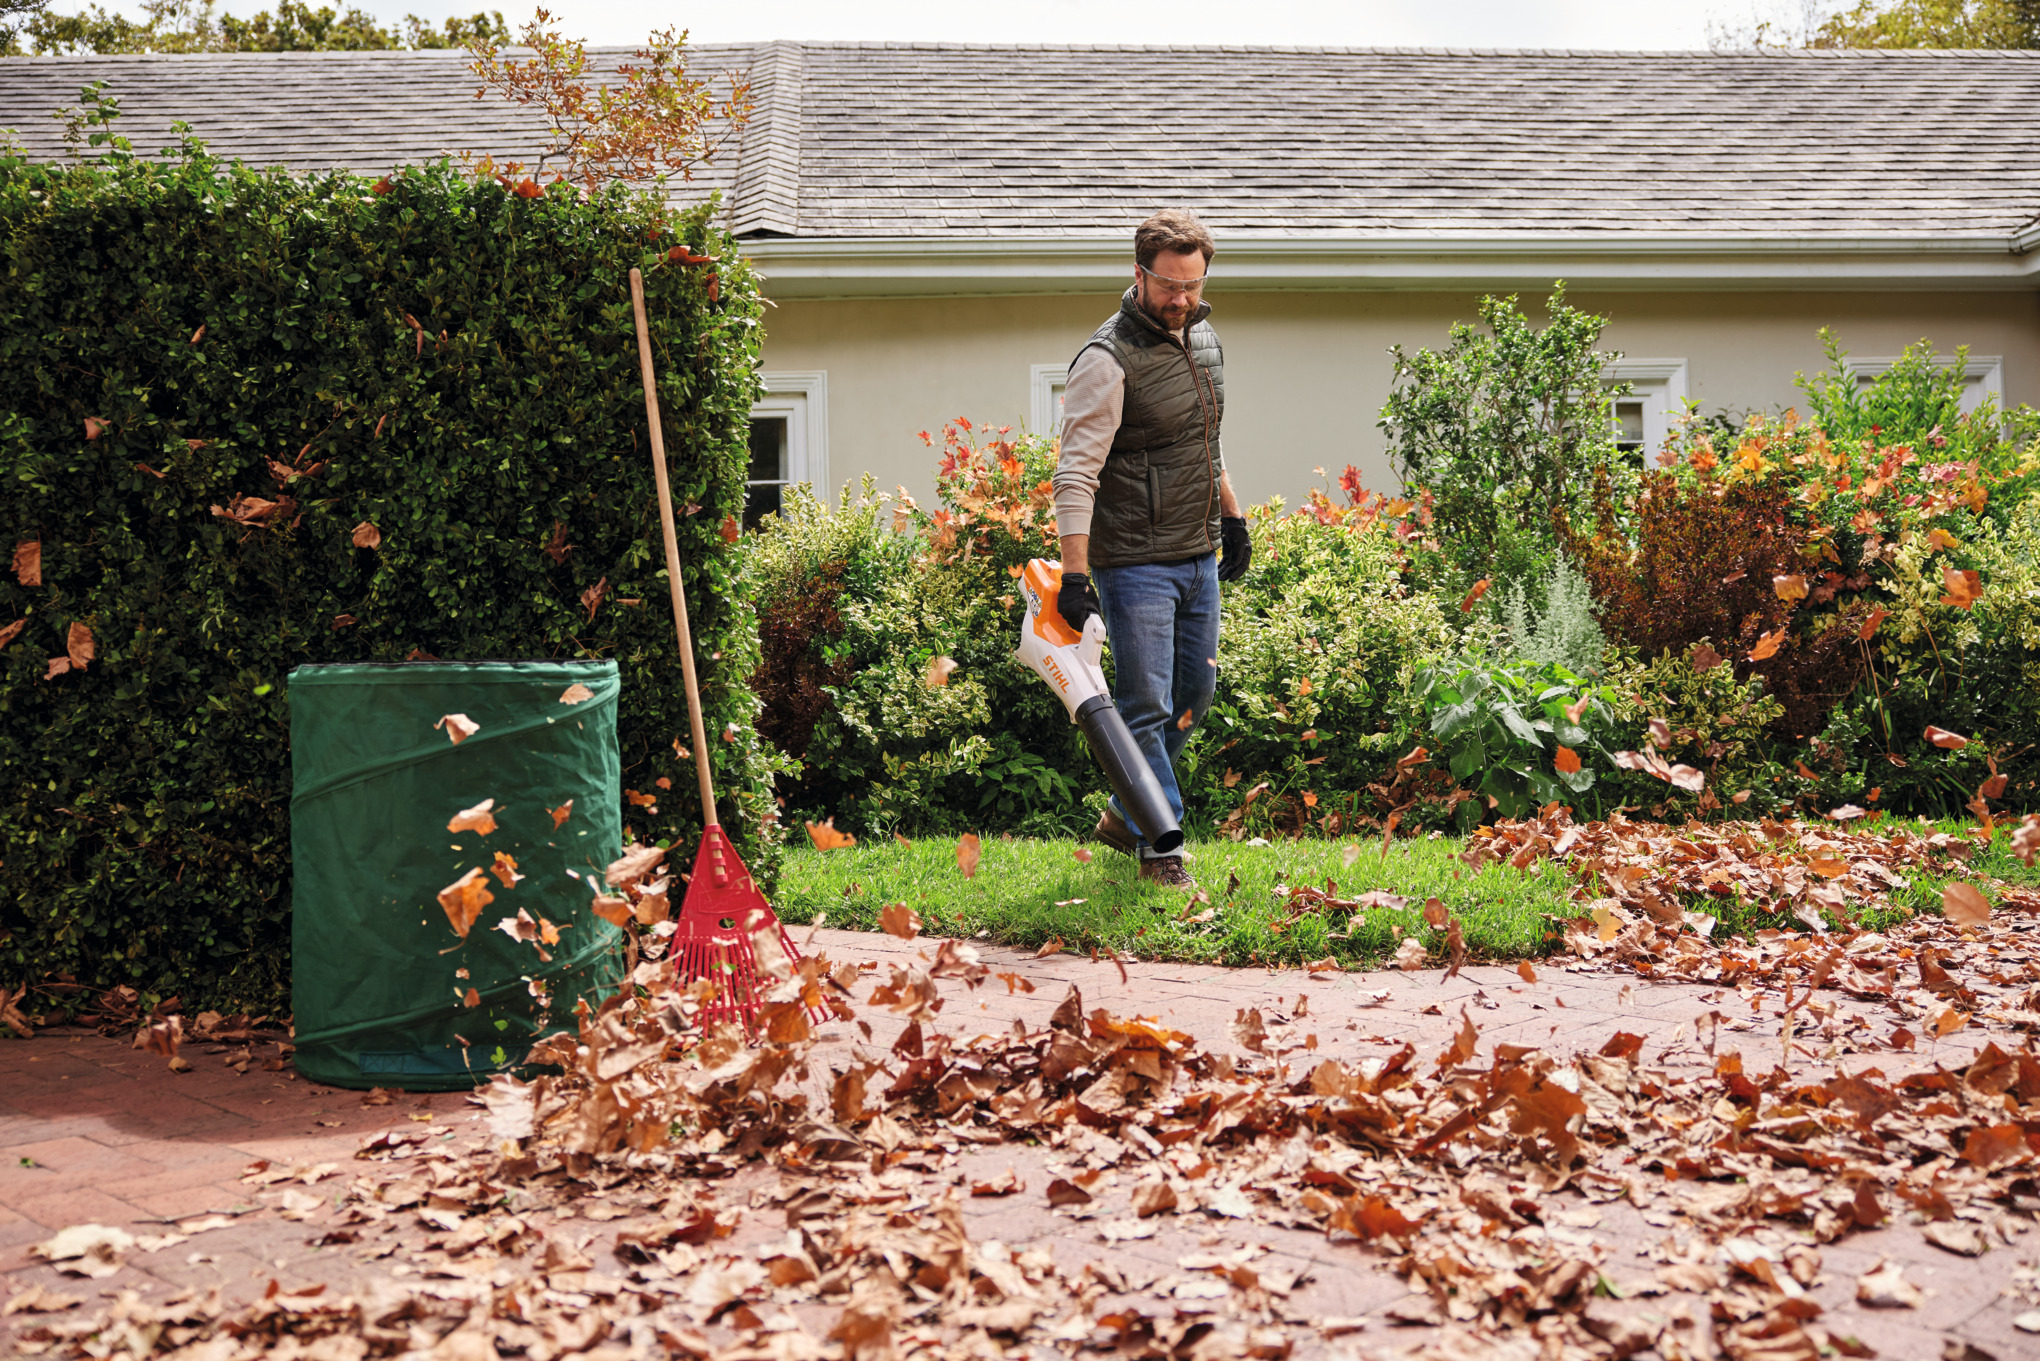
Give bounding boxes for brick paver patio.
[4,927,2035,1358]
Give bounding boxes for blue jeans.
[1091,553,1220,857]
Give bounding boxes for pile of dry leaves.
[14,817,2040,1361]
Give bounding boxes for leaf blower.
[1015,559,1184,855]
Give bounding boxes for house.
[5,45,2037,515]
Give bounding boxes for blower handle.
[629,267,718,831]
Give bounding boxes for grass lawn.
[772,833,1576,970]
[771,822,2040,969]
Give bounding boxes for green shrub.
[754,425,1094,837]
[1380,284,1635,585]
[1409,655,1624,824]
[1797,330,2040,471]
[1191,504,1456,835]
[0,135,772,1010]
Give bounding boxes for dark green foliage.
[0,134,773,1011]
[1379,285,1634,584]
[1409,657,1621,824]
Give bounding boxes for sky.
[373,0,1816,52]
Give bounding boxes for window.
[1848,354,2003,415]
[746,371,828,528]
[1602,359,1689,464]
[1030,364,1068,439]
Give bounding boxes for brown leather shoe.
[1138,855,1196,890]
[1092,806,1138,857]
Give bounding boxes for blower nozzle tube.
[1014,558,1184,857]
[1073,695,1184,855]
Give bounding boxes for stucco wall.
[754,286,2040,513]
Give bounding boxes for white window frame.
[1030,363,1068,440]
[1847,354,2003,416]
[1602,358,1690,460]
[750,370,829,503]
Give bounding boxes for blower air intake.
[1014,559,1183,856]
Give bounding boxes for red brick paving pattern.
[3,927,2036,1358]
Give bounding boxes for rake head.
[672,824,826,1034]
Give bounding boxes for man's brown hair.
[1134,209,1214,270]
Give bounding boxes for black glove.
[1217,516,1252,582]
[1058,571,1100,633]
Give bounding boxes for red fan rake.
[630,268,823,1035]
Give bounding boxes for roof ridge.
[730,40,801,239]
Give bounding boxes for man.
[1051,208,1251,889]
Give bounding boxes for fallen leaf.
[83,417,108,441]
[1459,578,1491,612]
[1856,1259,1921,1308]
[1961,1123,2029,1171]
[462,987,481,1009]
[1829,804,1868,821]
[1045,1178,1092,1207]
[548,799,572,829]
[44,657,70,680]
[330,613,356,630]
[1132,1180,1178,1217]
[957,832,981,879]
[971,1170,1024,1197]
[1648,717,1672,749]
[1924,725,1969,749]
[31,1225,134,1279]
[446,799,497,835]
[1554,745,1581,774]
[580,576,607,621]
[1773,573,1808,602]
[1690,641,1722,672]
[879,903,921,941]
[1750,628,1786,661]
[1942,882,1990,928]
[926,655,958,687]
[1,1285,84,1315]
[590,895,631,927]
[65,621,93,670]
[558,683,594,705]
[435,713,479,745]
[437,869,493,939]
[1393,938,1428,971]
[719,514,740,545]
[14,540,42,586]
[1176,708,1194,731]
[350,521,381,549]
[1073,847,1093,863]
[1517,961,1537,983]
[806,818,856,851]
[489,852,523,889]
[1923,1220,1986,1256]
[0,619,22,649]
[1669,764,1705,792]
[1860,607,1888,641]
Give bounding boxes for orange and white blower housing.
[1016,559,1184,855]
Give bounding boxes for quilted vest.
[1073,287,1225,568]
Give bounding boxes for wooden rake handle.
[628,267,718,831]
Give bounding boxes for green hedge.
[0,137,777,1011]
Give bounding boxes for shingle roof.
[4,45,2038,242]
